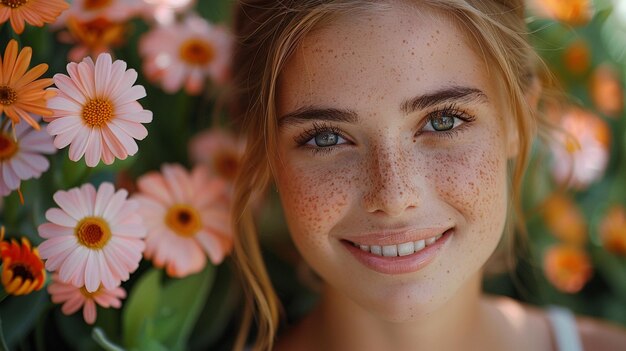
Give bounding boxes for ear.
[506,75,542,159]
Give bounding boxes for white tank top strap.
[547,305,584,351]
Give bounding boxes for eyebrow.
[277,85,488,128]
[400,86,488,115]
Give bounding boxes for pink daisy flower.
[48,273,126,325]
[139,14,232,94]
[139,0,196,25]
[63,0,141,22]
[188,129,244,182]
[550,108,610,190]
[45,53,152,167]
[133,163,232,278]
[37,182,146,292]
[0,116,56,196]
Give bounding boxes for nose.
[362,143,420,217]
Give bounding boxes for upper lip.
[341,226,453,246]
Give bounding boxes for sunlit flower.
[0,228,46,296]
[56,16,129,62]
[0,0,69,34]
[0,40,55,131]
[48,274,125,325]
[139,14,232,94]
[543,245,592,294]
[528,0,594,26]
[45,53,152,167]
[550,108,610,189]
[599,205,626,255]
[590,64,624,118]
[0,115,56,196]
[63,0,140,22]
[133,163,232,278]
[542,193,587,246]
[188,129,244,182]
[563,39,590,75]
[139,0,195,25]
[37,182,146,292]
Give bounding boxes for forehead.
[277,4,499,116]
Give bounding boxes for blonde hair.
[229,1,551,349]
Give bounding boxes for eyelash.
[293,103,476,156]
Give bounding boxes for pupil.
[431,115,454,131]
[315,133,338,147]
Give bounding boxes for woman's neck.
[293,270,494,351]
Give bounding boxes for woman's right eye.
[305,131,347,147]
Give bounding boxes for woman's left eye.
[420,106,475,134]
[422,114,464,132]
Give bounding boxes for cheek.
[424,136,508,229]
[276,162,353,246]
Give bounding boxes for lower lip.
[342,228,453,274]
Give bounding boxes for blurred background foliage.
[0,0,626,350]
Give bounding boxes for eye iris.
[431,115,454,131]
[315,132,338,146]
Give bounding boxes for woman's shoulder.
[576,313,626,350]
[487,295,626,351]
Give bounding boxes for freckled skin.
[273,6,513,323]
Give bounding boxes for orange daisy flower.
[58,16,129,62]
[599,205,626,255]
[0,0,69,34]
[543,245,592,294]
[0,39,55,131]
[542,193,587,247]
[0,227,46,296]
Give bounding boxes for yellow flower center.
[82,99,114,127]
[0,0,28,9]
[179,39,215,66]
[79,285,102,298]
[75,217,111,249]
[165,204,202,237]
[213,151,239,180]
[0,133,18,161]
[83,0,112,10]
[0,86,17,105]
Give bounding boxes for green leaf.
[0,315,10,351]
[92,328,126,351]
[154,265,215,351]
[122,266,215,351]
[0,289,48,348]
[189,264,237,349]
[122,269,162,349]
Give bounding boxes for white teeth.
[371,245,382,255]
[354,233,445,257]
[397,242,415,256]
[382,245,398,257]
[414,239,425,251]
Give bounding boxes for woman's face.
[274,4,515,321]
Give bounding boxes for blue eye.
[421,104,475,134]
[422,115,464,132]
[306,131,346,147]
[295,122,349,149]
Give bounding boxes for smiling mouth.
[343,227,453,257]
[347,233,443,257]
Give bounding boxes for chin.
[355,278,460,322]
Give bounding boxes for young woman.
[229,1,626,350]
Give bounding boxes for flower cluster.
[0,0,236,334]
